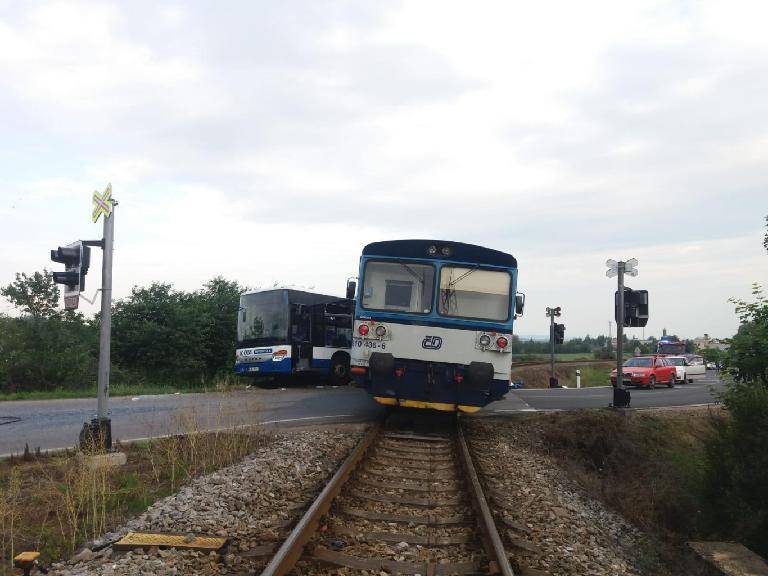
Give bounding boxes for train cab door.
[290,303,313,371]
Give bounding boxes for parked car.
[610,355,677,389]
[686,355,706,377]
[666,356,693,383]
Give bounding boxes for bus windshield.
[238,291,290,345]
[362,260,434,314]
[438,266,511,321]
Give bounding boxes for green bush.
[703,383,768,555]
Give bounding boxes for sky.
[1,0,766,339]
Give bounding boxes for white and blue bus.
[235,289,353,386]
[349,240,524,413]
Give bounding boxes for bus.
[657,339,686,356]
[235,289,353,386]
[349,239,524,413]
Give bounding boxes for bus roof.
[362,240,517,268]
[240,288,343,306]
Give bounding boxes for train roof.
[362,239,517,268]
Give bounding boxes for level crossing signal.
[615,288,648,327]
[553,323,565,344]
[50,241,91,309]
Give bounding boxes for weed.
[0,391,269,573]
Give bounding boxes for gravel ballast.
[48,425,366,576]
[468,417,649,576]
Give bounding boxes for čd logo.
[422,335,443,350]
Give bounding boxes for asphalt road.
[487,370,724,413]
[0,371,724,456]
[0,386,380,457]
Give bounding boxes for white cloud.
[1,0,766,339]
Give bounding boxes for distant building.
[694,333,729,351]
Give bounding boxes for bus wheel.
[329,355,351,386]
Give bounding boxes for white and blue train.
[349,240,524,412]
[235,289,353,386]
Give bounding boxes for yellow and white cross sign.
[92,184,113,222]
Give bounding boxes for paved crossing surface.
[0,371,724,456]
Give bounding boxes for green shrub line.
[1,272,246,396]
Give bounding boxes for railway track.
[260,412,515,576]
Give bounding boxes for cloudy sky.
[1,1,766,339]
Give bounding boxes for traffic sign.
[92,184,113,223]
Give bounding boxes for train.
[349,239,524,412]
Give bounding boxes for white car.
[665,356,692,383]
[686,355,707,377]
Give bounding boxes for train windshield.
[438,266,511,321]
[238,291,289,345]
[361,260,434,314]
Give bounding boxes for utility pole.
[606,258,638,408]
[83,185,116,450]
[608,320,612,351]
[96,194,115,441]
[550,312,555,381]
[545,306,562,387]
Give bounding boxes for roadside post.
[49,185,116,450]
[606,258,638,408]
[92,186,115,450]
[545,306,562,387]
[576,369,581,388]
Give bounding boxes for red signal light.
[496,336,508,349]
[358,324,369,336]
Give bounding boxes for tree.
[1,269,60,317]
[1,270,96,393]
[723,284,768,385]
[763,214,767,254]
[701,221,768,555]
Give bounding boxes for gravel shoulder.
[48,424,368,576]
[467,416,652,576]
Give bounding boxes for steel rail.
[259,422,381,576]
[457,417,515,576]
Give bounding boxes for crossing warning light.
[615,288,649,327]
[50,241,91,309]
[553,323,565,344]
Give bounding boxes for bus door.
[291,303,313,371]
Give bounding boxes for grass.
[515,352,596,361]
[0,383,205,402]
[575,365,612,387]
[535,408,721,572]
[0,394,267,574]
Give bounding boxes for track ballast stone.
[48,426,365,576]
[468,418,648,576]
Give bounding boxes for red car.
[610,355,677,388]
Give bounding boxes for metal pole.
[616,262,625,391]
[550,313,555,384]
[96,206,114,448]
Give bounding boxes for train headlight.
[358,324,369,336]
[479,334,492,347]
[427,245,438,255]
[496,336,509,349]
[375,325,387,337]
